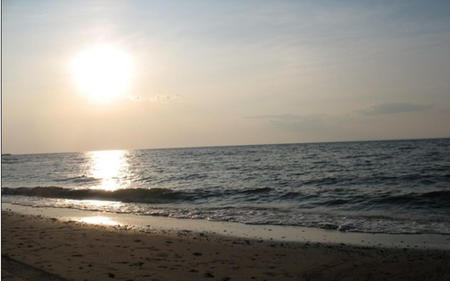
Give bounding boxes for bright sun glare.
[71,44,133,103]
[87,150,129,191]
[78,216,120,226]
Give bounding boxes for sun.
[71,44,133,103]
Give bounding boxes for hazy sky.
[3,0,450,154]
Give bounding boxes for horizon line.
[3,136,450,156]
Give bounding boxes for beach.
[3,0,450,279]
[2,210,450,281]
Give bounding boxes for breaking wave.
[2,186,191,203]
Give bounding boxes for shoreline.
[3,203,450,250]
[2,209,450,281]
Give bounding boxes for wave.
[237,187,273,194]
[1,155,23,164]
[54,176,101,183]
[2,186,192,203]
[276,189,450,209]
[278,191,317,200]
[3,186,450,210]
[372,190,450,208]
[1,185,276,204]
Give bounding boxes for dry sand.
[2,211,450,281]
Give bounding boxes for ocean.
[2,138,450,234]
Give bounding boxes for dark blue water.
[2,138,450,234]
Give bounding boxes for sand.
[2,211,450,281]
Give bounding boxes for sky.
[2,0,450,154]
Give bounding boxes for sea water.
[2,138,450,234]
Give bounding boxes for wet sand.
[5,203,449,250]
[2,211,450,281]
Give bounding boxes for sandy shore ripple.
[2,211,450,281]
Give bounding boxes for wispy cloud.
[246,113,325,132]
[127,94,182,104]
[246,113,314,120]
[361,102,432,115]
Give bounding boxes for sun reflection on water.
[78,216,120,226]
[86,150,130,191]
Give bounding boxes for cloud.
[127,94,182,104]
[362,102,432,115]
[245,113,326,132]
[246,113,311,120]
[147,95,182,104]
